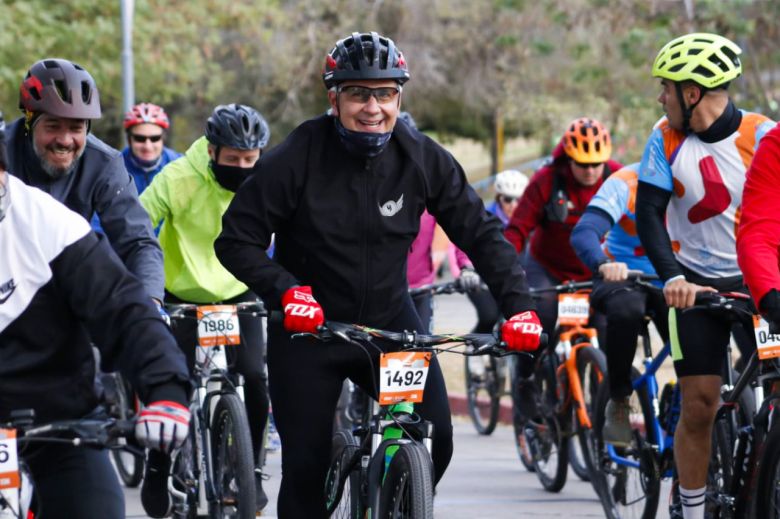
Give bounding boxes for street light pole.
[120,0,135,145]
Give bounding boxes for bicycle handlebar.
[3,411,137,452]
[408,279,487,299]
[166,301,266,319]
[682,291,756,320]
[297,320,544,358]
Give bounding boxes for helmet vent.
[81,81,92,103]
[43,60,60,69]
[53,79,70,103]
[693,65,715,78]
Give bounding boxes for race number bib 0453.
[197,305,240,347]
[378,352,431,405]
[0,429,19,490]
[558,293,590,326]
[753,315,780,360]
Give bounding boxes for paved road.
[125,287,674,517]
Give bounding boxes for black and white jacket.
[0,175,189,424]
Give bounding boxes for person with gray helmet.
[6,58,164,304]
[139,103,272,516]
[215,32,541,517]
[0,109,191,518]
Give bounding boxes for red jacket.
[737,122,780,306]
[504,142,622,282]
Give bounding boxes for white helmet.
[494,169,528,198]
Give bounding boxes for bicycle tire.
[755,419,780,518]
[210,393,256,519]
[378,441,434,519]
[574,345,608,482]
[706,370,755,519]
[593,370,660,519]
[325,429,362,518]
[527,348,569,492]
[464,353,500,435]
[512,413,536,472]
[111,373,144,487]
[171,408,200,519]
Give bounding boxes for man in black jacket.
[216,32,542,517]
[7,58,163,303]
[0,111,190,518]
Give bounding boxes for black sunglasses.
[337,85,400,104]
[573,161,603,169]
[499,195,517,204]
[130,133,163,143]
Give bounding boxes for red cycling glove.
[281,285,325,333]
[501,311,543,352]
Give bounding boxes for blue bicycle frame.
[606,338,679,478]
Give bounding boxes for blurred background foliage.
[0,0,778,175]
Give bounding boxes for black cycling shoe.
[255,468,269,511]
[142,451,172,519]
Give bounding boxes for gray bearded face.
[32,135,86,180]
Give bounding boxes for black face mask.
[210,160,254,192]
[334,118,392,158]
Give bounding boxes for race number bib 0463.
[0,429,19,490]
[197,305,240,347]
[378,352,431,405]
[558,293,590,326]
[753,315,780,360]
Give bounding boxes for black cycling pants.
[467,288,501,334]
[168,291,269,463]
[267,298,453,519]
[590,280,669,399]
[671,293,756,378]
[25,444,124,518]
[412,291,434,333]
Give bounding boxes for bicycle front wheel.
[464,353,500,435]
[593,371,660,519]
[527,348,569,492]
[325,429,362,518]
[574,345,609,481]
[210,393,256,518]
[378,441,434,519]
[111,373,144,487]
[755,420,780,518]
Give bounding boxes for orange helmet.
[561,118,612,164]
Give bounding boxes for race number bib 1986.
[558,293,590,326]
[378,352,431,405]
[0,429,19,490]
[753,315,780,360]
[197,305,240,347]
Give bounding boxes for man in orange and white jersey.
[636,33,774,519]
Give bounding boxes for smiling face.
[31,114,87,179]
[328,79,401,133]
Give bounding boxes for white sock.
[679,485,705,519]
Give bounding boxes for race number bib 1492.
[378,352,431,404]
[197,305,240,347]
[753,315,780,360]
[0,429,19,490]
[558,293,590,326]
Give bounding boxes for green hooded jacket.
[140,136,248,303]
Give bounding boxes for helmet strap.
[675,82,705,135]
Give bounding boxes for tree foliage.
[0,0,777,163]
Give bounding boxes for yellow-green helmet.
[652,32,742,89]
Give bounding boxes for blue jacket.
[122,146,182,194]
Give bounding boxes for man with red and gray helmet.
[215,32,541,517]
[139,103,272,516]
[6,58,164,304]
[122,102,181,194]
